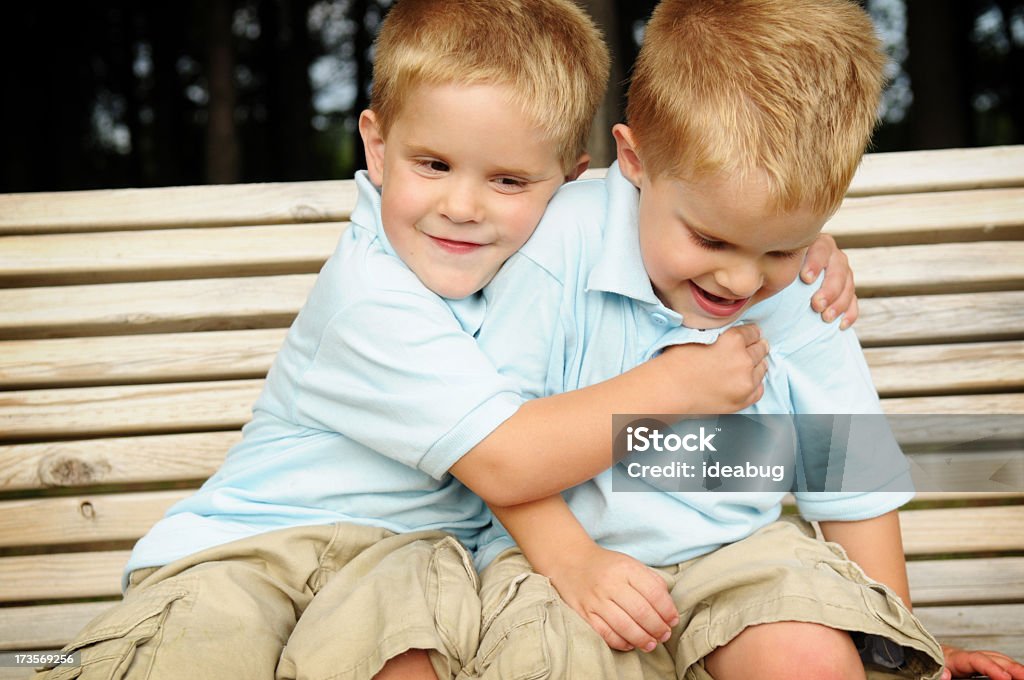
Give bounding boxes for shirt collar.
[350,170,400,259]
[585,162,664,307]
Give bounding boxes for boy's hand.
[941,644,1024,680]
[802,232,859,329]
[544,542,678,653]
[663,324,768,413]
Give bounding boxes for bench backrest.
[1,146,1022,664]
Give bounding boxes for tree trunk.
[206,0,240,183]
[583,0,622,167]
[905,0,974,149]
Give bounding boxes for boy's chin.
[420,273,492,300]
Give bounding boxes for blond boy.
[468,1,1024,679]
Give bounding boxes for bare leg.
[703,621,866,680]
[372,649,440,680]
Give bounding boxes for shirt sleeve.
[293,279,524,480]
[770,278,914,521]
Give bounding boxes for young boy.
[41,2,857,679]
[465,1,1024,679]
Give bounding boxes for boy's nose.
[713,262,764,299]
[439,181,484,223]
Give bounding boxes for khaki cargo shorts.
[37,522,481,680]
[470,519,944,680]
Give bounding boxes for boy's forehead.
[652,171,827,250]
[388,82,565,173]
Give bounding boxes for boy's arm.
[802,232,859,329]
[450,324,769,506]
[819,512,910,605]
[489,495,678,653]
[820,514,1024,680]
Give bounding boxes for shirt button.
[651,313,668,326]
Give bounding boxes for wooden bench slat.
[4,293,1023,391]
[0,274,315,340]
[0,431,238,492]
[900,506,1024,555]
[0,491,1016,552]
[0,602,114,651]
[1,435,1018,496]
[856,291,1024,347]
[847,241,1024,296]
[3,187,1021,288]
[0,224,347,287]
[866,341,1024,397]
[3,244,1021,341]
[907,557,1024,606]
[827,187,1024,247]
[2,380,1019,444]
[0,551,129,602]
[0,380,262,441]
[847,146,1024,195]
[916,604,1024,660]
[882,393,1024,414]
[0,329,287,389]
[3,321,1018,396]
[0,490,191,548]
[581,146,1024,196]
[908,450,1024,494]
[0,181,358,235]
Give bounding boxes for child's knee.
[704,621,864,680]
[372,649,439,680]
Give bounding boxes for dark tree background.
[1,0,1021,193]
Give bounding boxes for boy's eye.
[494,177,527,191]
[417,159,449,173]
[769,249,802,260]
[688,230,726,251]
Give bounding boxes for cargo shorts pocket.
[44,582,192,680]
[471,572,556,680]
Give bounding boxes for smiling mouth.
[689,281,750,316]
[429,235,484,253]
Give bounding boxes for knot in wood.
[290,204,324,222]
[39,453,111,487]
[80,501,96,519]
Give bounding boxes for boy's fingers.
[611,586,671,644]
[747,338,770,364]
[639,568,680,629]
[824,272,857,323]
[727,323,761,346]
[754,358,768,385]
[588,612,633,652]
[839,285,859,329]
[803,232,835,277]
[598,602,658,652]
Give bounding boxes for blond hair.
[370,0,610,172]
[626,0,886,214]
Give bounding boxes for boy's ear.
[564,154,591,182]
[612,123,644,188]
[358,109,386,186]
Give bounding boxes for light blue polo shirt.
[473,163,913,569]
[125,172,524,580]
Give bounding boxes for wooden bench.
[1,145,1022,677]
